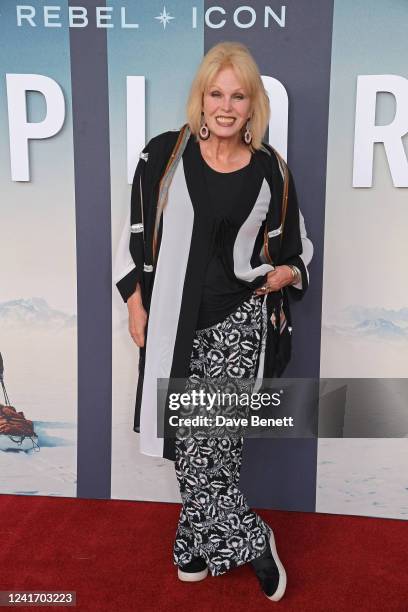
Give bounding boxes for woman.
[114,42,313,601]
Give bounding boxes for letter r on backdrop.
[353,75,408,187]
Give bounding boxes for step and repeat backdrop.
[1,1,407,520]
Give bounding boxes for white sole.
[178,567,208,582]
[264,529,287,602]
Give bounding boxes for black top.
[196,152,258,330]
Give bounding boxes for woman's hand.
[127,284,147,347]
[254,265,293,296]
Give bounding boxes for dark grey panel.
[205,0,334,511]
[69,0,112,498]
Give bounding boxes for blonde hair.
[186,41,270,151]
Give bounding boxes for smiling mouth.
[215,116,236,126]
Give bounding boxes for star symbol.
[155,6,175,30]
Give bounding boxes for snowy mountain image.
[355,318,406,338]
[0,297,76,330]
[341,305,408,326]
[321,305,408,378]
[323,305,408,340]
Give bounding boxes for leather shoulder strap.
[260,143,290,266]
[153,124,191,260]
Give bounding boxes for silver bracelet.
[289,265,301,285]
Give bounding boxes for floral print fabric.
[173,293,272,577]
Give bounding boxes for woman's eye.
[210,92,244,100]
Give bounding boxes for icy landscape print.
[317,1,408,521]
[0,12,77,498]
[0,298,77,497]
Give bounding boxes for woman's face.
[202,66,252,141]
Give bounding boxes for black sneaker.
[251,529,287,601]
[178,556,208,582]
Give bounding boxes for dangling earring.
[243,119,252,145]
[199,112,210,140]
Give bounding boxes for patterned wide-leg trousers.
[172,293,272,577]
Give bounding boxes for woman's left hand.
[254,265,293,295]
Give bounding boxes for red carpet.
[0,494,406,611]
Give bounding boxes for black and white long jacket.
[114,125,313,461]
